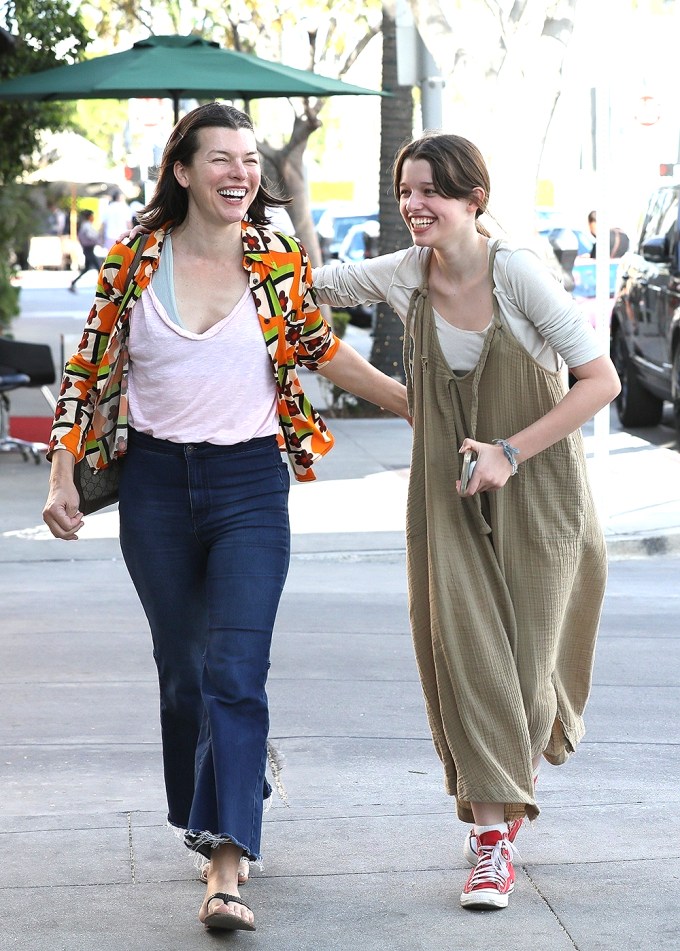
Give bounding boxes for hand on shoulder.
[117,223,149,244]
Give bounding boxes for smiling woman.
[140,106,280,233]
[170,132,261,232]
[312,129,621,913]
[41,101,409,936]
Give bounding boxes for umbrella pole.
[173,95,179,125]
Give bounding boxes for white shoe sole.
[460,885,513,909]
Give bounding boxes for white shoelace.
[466,837,519,890]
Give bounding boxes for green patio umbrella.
[0,34,384,122]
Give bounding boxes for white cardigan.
[313,239,604,374]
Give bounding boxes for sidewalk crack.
[522,865,580,949]
[127,812,137,885]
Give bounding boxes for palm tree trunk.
[369,2,413,383]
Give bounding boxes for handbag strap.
[117,232,149,316]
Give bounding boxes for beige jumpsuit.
[403,244,607,824]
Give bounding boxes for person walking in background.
[69,210,101,293]
[588,209,630,258]
[99,191,131,251]
[313,132,620,912]
[46,201,67,236]
[42,102,408,935]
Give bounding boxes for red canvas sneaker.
[460,830,516,910]
[464,772,538,866]
[463,817,523,866]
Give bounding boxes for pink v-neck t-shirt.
[127,246,278,445]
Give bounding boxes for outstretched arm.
[318,339,410,422]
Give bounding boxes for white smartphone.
[460,449,477,493]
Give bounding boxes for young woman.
[42,102,408,933]
[313,132,620,910]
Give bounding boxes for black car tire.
[672,346,680,441]
[612,327,664,427]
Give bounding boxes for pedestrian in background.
[46,201,66,236]
[69,209,101,293]
[42,102,408,935]
[313,132,621,911]
[99,191,131,250]
[588,209,630,258]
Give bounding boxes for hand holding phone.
[460,449,477,494]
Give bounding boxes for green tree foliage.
[0,1,89,331]
[0,1,89,184]
[80,0,381,260]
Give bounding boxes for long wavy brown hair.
[140,101,289,230]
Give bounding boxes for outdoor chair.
[0,337,56,463]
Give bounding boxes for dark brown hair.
[392,133,491,237]
[140,102,288,230]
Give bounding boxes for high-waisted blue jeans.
[119,428,290,861]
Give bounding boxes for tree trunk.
[369,1,413,383]
[259,107,324,266]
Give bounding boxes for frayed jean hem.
[167,818,264,863]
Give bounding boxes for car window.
[540,225,592,256]
[333,213,378,243]
[639,189,674,246]
[658,191,679,250]
[346,229,366,261]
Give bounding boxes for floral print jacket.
[48,223,340,482]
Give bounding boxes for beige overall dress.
[403,243,607,824]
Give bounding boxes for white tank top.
[127,283,278,445]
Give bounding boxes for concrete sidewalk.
[1,278,680,949]
[1,417,680,951]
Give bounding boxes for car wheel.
[611,327,664,427]
[672,346,680,442]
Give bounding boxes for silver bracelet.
[492,438,520,476]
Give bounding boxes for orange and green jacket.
[48,223,339,482]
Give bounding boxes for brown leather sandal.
[202,892,256,931]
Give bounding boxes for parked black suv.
[610,184,680,435]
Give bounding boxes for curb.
[605,528,680,560]
[291,536,680,563]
